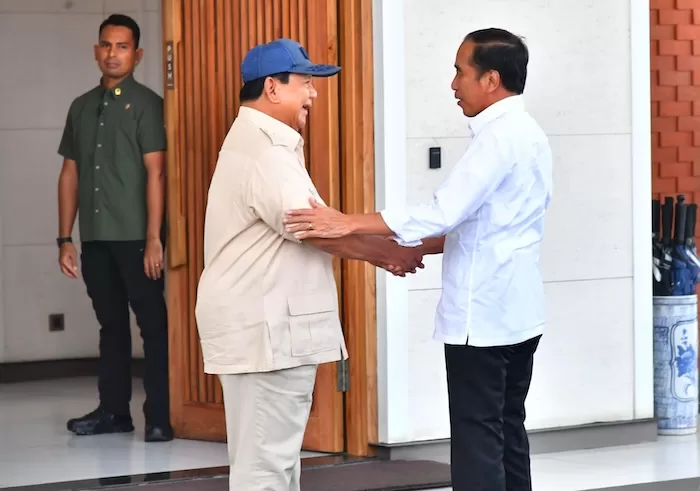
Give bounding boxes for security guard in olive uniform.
[56,14,172,442]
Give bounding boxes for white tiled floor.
[1,378,700,490]
[429,436,700,491]
[0,378,326,488]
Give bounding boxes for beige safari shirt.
[195,106,348,374]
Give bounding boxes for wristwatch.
[56,236,73,247]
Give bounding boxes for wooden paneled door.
[161,0,377,456]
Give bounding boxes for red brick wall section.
[651,0,700,203]
[652,0,700,311]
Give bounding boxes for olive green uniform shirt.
[58,75,166,242]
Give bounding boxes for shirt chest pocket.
[114,106,138,143]
[287,293,338,357]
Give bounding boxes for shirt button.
[100,122,104,126]
[96,166,100,170]
[97,144,102,148]
[95,188,99,192]
[104,102,108,106]
[95,209,99,213]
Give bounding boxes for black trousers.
[81,240,170,426]
[445,335,541,491]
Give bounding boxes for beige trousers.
[219,364,318,491]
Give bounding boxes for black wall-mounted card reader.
[429,147,441,169]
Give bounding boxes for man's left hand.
[283,198,352,239]
[144,237,164,280]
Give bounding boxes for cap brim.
[291,64,341,77]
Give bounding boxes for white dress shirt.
[381,95,553,347]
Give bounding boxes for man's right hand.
[59,243,79,279]
[374,242,424,277]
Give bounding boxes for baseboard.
[582,477,700,491]
[371,419,658,462]
[528,418,658,454]
[0,358,145,384]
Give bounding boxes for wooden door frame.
[337,0,378,457]
[162,0,378,457]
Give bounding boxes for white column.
[630,0,654,419]
[372,0,411,443]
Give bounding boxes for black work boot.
[145,423,174,442]
[67,407,134,436]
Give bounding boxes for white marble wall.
[0,0,647,444]
[389,0,639,441]
[0,0,162,362]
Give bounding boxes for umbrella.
[684,202,700,291]
[653,199,664,287]
[672,195,695,295]
[656,196,675,296]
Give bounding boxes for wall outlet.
[49,313,65,332]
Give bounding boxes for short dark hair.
[464,28,528,95]
[239,72,291,103]
[100,14,141,48]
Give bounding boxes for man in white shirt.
[283,28,552,491]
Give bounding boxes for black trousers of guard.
[81,240,170,426]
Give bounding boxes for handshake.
[282,198,427,277]
[368,237,425,277]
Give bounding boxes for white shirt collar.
[467,95,525,136]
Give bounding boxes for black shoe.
[145,424,174,442]
[67,407,134,436]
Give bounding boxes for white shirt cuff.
[380,208,403,234]
[380,208,422,247]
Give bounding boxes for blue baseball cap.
[241,38,341,83]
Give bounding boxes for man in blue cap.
[195,39,423,491]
